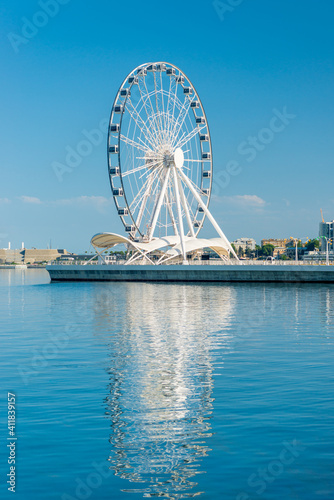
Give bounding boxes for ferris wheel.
[108,62,213,245]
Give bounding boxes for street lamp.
[320,236,333,265]
[290,237,300,262]
[289,237,308,263]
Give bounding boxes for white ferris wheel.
[91,62,237,264]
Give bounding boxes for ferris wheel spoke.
[131,95,157,149]
[153,73,163,137]
[160,73,171,138]
[174,125,206,150]
[159,78,168,141]
[140,78,162,145]
[135,155,163,161]
[125,99,157,149]
[183,158,205,162]
[169,77,180,141]
[139,161,163,180]
[120,134,150,153]
[170,97,193,145]
[121,163,151,178]
[129,171,155,212]
[165,79,175,141]
[131,164,164,214]
[137,135,154,151]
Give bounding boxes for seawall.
[46,264,334,283]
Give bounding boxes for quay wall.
[47,264,334,283]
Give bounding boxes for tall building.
[319,221,334,252]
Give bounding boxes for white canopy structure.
[90,232,231,265]
[89,62,238,265]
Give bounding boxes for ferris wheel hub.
[174,147,184,169]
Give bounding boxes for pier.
[47,262,334,283]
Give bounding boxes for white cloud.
[222,195,266,208]
[52,196,113,213]
[0,198,10,204]
[20,196,42,204]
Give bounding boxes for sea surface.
[1,269,334,499]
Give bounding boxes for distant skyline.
[1,0,334,252]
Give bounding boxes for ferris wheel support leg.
[177,175,196,238]
[178,169,239,260]
[173,166,188,265]
[135,172,155,230]
[164,191,179,236]
[147,168,171,240]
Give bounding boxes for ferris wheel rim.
[108,61,213,241]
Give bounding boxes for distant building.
[232,238,256,251]
[261,238,287,257]
[0,246,68,264]
[319,221,334,252]
[98,254,116,264]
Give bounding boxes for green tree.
[255,244,262,258]
[305,238,320,251]
[238,246,244,257]
[261,244,275,257]
[245,247,252,258]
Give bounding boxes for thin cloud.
[52,196,113,213]
[222,195,266,208]
[19,196,42,204]
[0,198,10,204]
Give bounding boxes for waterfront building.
[261,238,287,257]
[319,220,334,252]
[0,246,68,264]
[232,238,256,251]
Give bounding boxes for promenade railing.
[49,259,334,266]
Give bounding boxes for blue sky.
[1,0,334,252]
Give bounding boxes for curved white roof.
[91,232,230,260]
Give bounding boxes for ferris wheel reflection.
[99,283,235,498]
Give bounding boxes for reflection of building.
[0,244,67,264]
[92,284,235,498]
[232,238,256,251]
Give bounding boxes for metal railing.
[49,259,334,267]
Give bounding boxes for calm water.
[1,269,334,499]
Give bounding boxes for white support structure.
[172,166,188,264]
[177,174,196,238]
[85,246,110,265]
[147,168,171,240]
[178,168,238,259]
[164,190,179,236]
